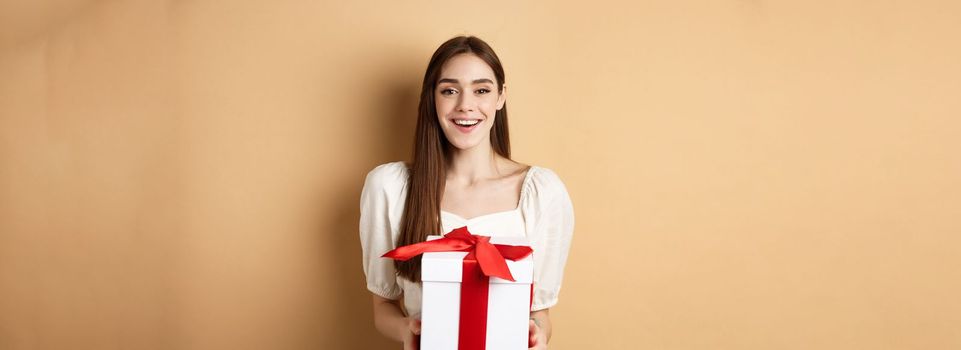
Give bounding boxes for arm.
[528,169,574,349]
[360,164,417,346]
[529,308,552,349]
[372,294,420,350]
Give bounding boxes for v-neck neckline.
[440,165,535,222]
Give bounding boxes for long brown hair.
[395,36,511,282]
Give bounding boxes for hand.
[402,317,421,350]
[528,318,547,349]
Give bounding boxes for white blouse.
[359,161,575,319]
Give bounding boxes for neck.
[447,142,504,184]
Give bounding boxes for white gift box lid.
[421,235,533,284]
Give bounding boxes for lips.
[450,118,482,133]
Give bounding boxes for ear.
[496,84,507,110]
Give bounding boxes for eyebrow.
[437,78,495,85]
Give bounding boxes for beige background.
[1,0,960,349]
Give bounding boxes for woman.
[359,35,574,350]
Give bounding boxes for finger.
[528,320,539,347]
[404,334,419,350]
[411,319,422,335]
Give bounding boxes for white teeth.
[454,119,479,126]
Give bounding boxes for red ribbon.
[382,226,533,350]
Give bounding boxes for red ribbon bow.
[381,226,533,281]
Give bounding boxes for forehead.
[438,54,496,83]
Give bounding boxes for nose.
[457,94,474,112]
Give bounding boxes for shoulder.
[363,161,410,194]
[526,165,571,202]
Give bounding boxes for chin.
[447,138,485,151]
[448,142,478,150]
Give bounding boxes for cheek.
[479,95,499,110]
[435,96,454,115]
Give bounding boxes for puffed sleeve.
[359,163,404,299]
[528,168,575,311]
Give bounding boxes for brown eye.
[476,88,490,94]
[440,88,457,95]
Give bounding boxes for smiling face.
[435,53,507,151]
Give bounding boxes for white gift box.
[420,235,534,350]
